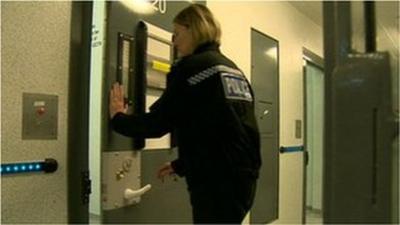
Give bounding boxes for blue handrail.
[1,158,58,175]
[279,146,304,153]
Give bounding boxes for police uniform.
[112,42,261,224]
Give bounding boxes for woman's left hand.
[157,162,176,183]
[109,82,127,118]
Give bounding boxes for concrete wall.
[207,1,323,223]
[1,2,71,223]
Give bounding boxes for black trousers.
[189,175,257,224]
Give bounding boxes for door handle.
[124,184,152,202]
[261,109,269,119]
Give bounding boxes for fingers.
[119,84,125,100]
[110,82,125,106]
[157,168,167,183]
[109,83,126,118]
[157,166,170,179]
[157,163,175,183]
[112,83,122,100]
[110,83,124,101]
[117,83,123,100]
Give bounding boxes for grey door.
[100,2,202,223]
[250,29,279,224]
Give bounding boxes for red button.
[37,107,46,116]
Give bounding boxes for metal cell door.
[97,1,204,224]
[250,29,280,224]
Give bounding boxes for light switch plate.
[22,93,58,140]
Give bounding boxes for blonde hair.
[173,4,221,48]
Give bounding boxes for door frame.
[67,2,93,223]
[302,47,324,224]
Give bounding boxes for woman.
[110,4,261,224]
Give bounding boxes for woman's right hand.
[157,162,176,182]
[109,82,127,119]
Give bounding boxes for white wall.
[207,1,323,223]
[1,2,71,223]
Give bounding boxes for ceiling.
[289,1,322,26]
[289,1,399,55]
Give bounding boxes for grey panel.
[101,151,142,211]
[324,53,396,223]
[22,93,58,139]
[250,29,279,224]
[103,149,192,224]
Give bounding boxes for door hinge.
[82,171,92,204]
